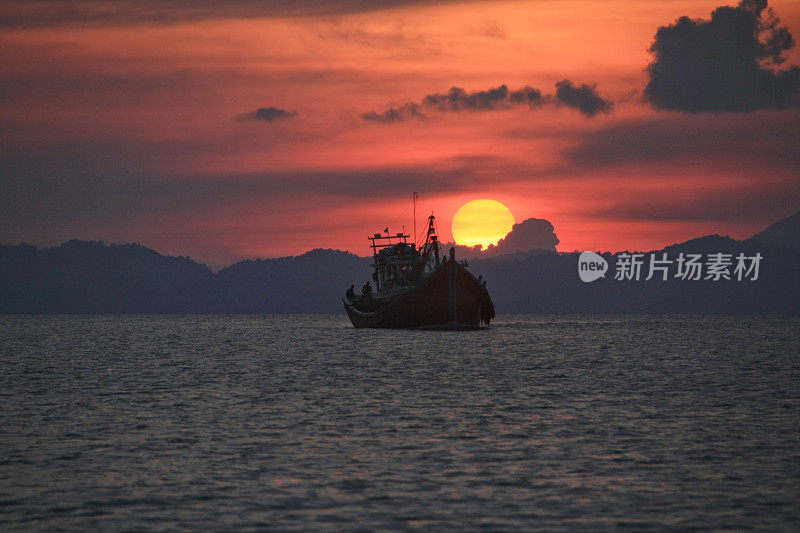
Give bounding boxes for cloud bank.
[645,0,800,112]
[362,80,611,122]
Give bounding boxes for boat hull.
[343,259,495,329]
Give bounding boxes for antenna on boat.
[413,192,419,250]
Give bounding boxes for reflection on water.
[1,314,798,529]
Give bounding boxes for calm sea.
[1,314,798,530]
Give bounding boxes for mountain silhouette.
[0,240,214,313]
[1,211,798,313]
[215,249,371,313]
[466,233,798,313]
[747,211,800,253]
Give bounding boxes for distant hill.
[0,240,214,313]
[1,211,798,314]
[215,249,371,313]
[747,211,800,253]
[466,235,798,313]
[0,243,371,314]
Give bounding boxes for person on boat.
[345,284,355,299]
[362,281,372,296]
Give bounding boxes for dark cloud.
[361,103,425,123]
[444,217,560,259]
[362,81,612,122]
[554,80,613,117]
[644,0,800,112]
[239,107,298,123]
[485,218,560,256]
[0,0,466,28]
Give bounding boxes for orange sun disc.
[451,199,515,250]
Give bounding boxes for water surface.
[1,314,798,530]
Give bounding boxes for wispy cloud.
[362,80,612,122]
[0,0,462,28]
[562,110,800,172]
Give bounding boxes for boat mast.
[417,213,440,272]
[413,192,418,251]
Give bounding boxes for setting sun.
[451,199,515,249]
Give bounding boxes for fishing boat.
[343,213,495,329]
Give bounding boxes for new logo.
[578,251,608,282]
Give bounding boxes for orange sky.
[1,0,799,266]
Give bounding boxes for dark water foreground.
[1,314,798,530]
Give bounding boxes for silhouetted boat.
[343,213,495,329]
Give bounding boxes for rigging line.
[413,195,425,247]
[385,203,413,236]
[414,201,429,247]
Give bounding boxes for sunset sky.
[1,0,799,266]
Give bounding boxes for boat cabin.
[367,215,442,293]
